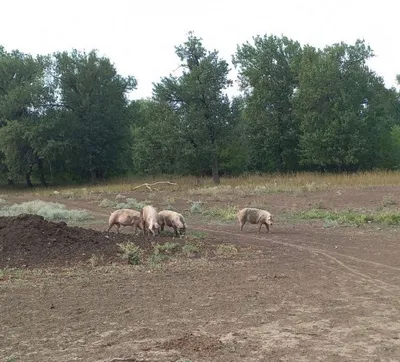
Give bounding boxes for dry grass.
[3,171,400,198]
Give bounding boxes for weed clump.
[117,242,143,265]
[0,200,93,221]
[190,201,203,213]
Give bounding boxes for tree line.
[1,32,399,186]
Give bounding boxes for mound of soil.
[0,214,161,269]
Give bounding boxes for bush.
[0,200,93,221]
[190,201,203,213]
[117,242,143,265]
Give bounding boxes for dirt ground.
[1,185,400,361]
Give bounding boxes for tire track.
[193,226,400,293]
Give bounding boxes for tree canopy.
[0,32,399,187]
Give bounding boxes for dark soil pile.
[0,214,161,269]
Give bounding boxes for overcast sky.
[1,0,399,99]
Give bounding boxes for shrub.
[190,201,203,213]
[0,200,93,221]
[117,242,143,265]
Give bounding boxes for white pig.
[108,209,143,234]
[237,207,273,233]
[158,210,186,236]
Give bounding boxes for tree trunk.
[25,164,33,187]
[37,156,48,188]
[91,169,98,184]
[212,154,220,184]
[7,178,14,185]
[26,173,33,187]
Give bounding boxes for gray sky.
[1,0,399,99]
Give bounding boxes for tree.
[153,32,232,184]
[0,46,51,186]
[52,49,137,182]
[233,35,302,172]
[295,40,395,171]
[129,99,189,175]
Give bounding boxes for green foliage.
[154,242,181,254]
[233,35,302,172]
[0,47,51,186]
[52,49,137,181]
[388,125,400,169]
[129,99,189,175]
[153,32,233,183]
[1,33,400,187]
[295,40,396,171]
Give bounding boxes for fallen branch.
[131,181,178,192]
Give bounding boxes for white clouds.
[1,0,399,99]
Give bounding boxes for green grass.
[0,200,93,221]
[296,209,400,226]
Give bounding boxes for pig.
[107,209,143,234]
[237,207,274,233]
[158,210,186,236]
[140,205,160,236]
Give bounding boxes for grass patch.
[0,198,6,204]
[146,242,181,268]
[202,206,238,221]
[0,268,23,281]
[117,242,143,265]
[181,242,201,257]
[296,209,400,226]
[189,230,208,239]
[0,200,93,221]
